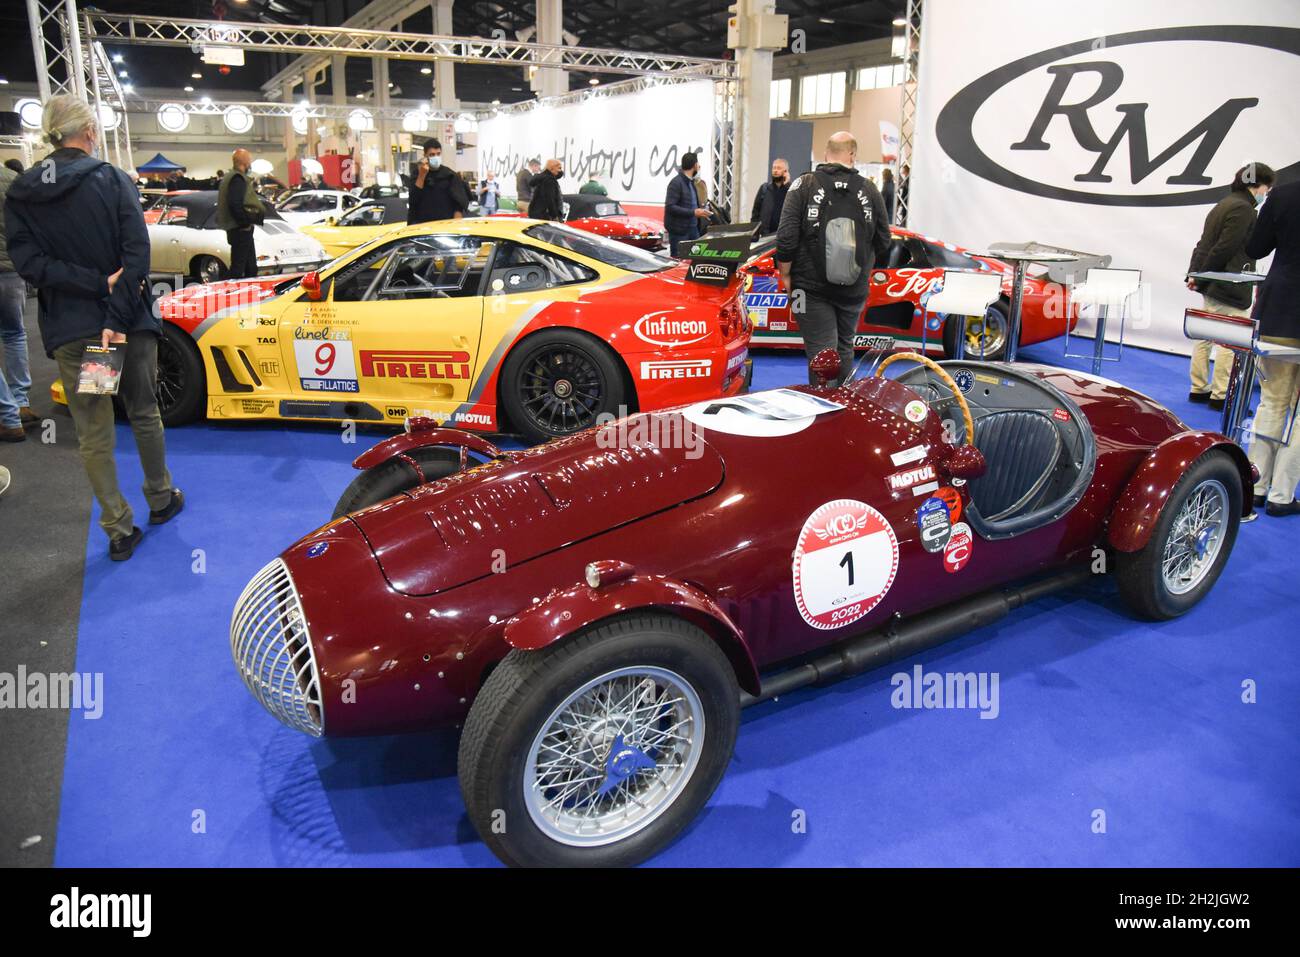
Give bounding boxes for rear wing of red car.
[987,241,1112,285]
[683,222,760,286]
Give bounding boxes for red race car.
[231,349,1250,866]
[58,218,751,442]
[497,194,668,251]
[743,228,1089,362]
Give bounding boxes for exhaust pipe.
[739,565,1094,707]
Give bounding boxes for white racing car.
[145,191,328,283]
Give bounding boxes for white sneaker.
[0,465,10,497]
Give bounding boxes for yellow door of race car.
[278,234,491,426]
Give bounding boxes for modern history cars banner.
[910,0,1300,354]
[476,79,715,208]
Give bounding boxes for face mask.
[772,174,785,184]
[555,169,564,178]
[427,155,442,169]
[1255,191,1267,207]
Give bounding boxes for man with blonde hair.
[3,94,182,561]
[776,131,890,385]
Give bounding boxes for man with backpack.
[776,132,890,386]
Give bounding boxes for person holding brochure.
[3,95,183,561]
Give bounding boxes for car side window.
[159,206,189,226]
[372,236,495,301]
[342,205,385,227]
[923,241,975,270]
[343,194,359,209]
[488,241,597,293]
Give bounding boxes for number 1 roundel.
[793,499,899,630]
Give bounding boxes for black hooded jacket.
[3,148,158,356]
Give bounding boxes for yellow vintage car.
[52,217,752,443]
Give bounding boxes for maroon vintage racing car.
[230,352,1252,866]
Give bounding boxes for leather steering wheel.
[874,351,974,444]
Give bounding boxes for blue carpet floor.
[53,343,1300,866]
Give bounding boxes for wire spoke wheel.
[1160,478,1229,595]
[524,666,704,848]
[518,345,605,435]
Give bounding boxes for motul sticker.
[793,499,898,630]
[1052,407,1070,422]
[944,522,973,573]
[917,497,952,553]
[887,463,937,492]
[905,399,928,422]
[934,485,963,523]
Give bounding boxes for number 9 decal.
[315,342,336,376]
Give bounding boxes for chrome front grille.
[230,558,324,736]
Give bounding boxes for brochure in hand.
[77,343,125,396]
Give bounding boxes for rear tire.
[193,255,226,284]
[943,300,1010,362]
[458,613,739,867]
[156,324,205,427]
[1115,450,1241,620]
[499,329,626,445]
[331,446,460,519]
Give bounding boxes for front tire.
[943,300,1010,362]
[193,255,226,284]
[499,329,627,444]
[156,324,205,427]
[331,446,460,519]
[1115,450,1242,620]
[458,613,739,867]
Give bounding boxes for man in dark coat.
[663,151,710,255]
[515,159,540,216]
[777,132,890,386]
[4,95,182,559]
[408,138,471,224]
[527,158,566,222]
[1245,176,1300,515]
[1186,163,1274,407]
[750,157,790,235]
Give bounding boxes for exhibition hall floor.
[5,340,1299,867]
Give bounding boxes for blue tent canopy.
[136,152,184,173]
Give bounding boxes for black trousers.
[227,227,257,279]
[797,290,865,386]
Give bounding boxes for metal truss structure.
[895,0,922,226]
[22,1,740,212]
[129,99,464,126]
[80,11,734,80]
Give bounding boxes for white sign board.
[476,80,715,206]
[910,0,1300,354]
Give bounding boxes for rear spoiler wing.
[683,221,760,286]
[987,241,1112,285]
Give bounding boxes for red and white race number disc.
[792,499,899,630]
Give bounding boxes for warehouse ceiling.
[0,0,896,105]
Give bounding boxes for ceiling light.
[892,17,907,25]
[819,17,835,23]
[223,105,254,134]
[420,66,432,75]
[112,53,124,64]
[183,85,194,92]
[123,84,134,94]
[491,99,500,106]
[200,96,213,106]
[191,72,202,79]
[0,78,8,85]
[589,78,599,85]
[117,70,128,78]
[157,103,189,133]
[298,99,309,108]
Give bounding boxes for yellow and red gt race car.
[54,218,753,442]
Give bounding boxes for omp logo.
[641,359,711,380]
[385,406,408,418]
[936,26,1300,205]
[360,350,471,380]
[634,313,711,346]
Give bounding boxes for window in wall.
[799,71,846,116]
[856,62,906,90]
[770,78,792,118]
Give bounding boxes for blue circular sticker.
[306,542,329,558]
[954,369,975,394]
